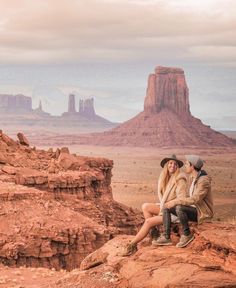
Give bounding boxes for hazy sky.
[0,0,235,129]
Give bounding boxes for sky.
[0,0,235,129]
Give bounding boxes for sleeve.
[173,178,210,206]
[175,178,187,199]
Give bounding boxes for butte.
[75,66,235,147]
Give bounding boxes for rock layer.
[0,131,142,270]
[144,66,190,116]
[46,222,236,288]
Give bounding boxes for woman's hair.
[158,160,180,194]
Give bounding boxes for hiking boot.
[149,227,160,241]
[176,234,194,248]
[121,242,138,257]
[152,234,172,246]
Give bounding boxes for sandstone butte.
[0,131,236,287]
[55,66,235,148]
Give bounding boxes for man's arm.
[175,178,187,199]
[173,177,210,206]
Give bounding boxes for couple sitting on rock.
[122,154,213,256]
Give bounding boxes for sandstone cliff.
[0,131,142,271]
[43,222,236,288]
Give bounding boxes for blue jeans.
[163,205,198,238]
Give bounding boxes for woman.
[122,154,187,256]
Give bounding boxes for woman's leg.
[131,215,163,244]
[142,203,160,219]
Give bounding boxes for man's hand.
[164,200,176,209]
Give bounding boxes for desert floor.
[38,144,236,223]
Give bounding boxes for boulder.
[60,147,70,154]
[17,132,30,146]
[57,153,77,170]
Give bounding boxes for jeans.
[163,205,198,238]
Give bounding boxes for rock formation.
[61,95,113,125]
[0,131,142,271]
[62,94,77,116]
[66,66,235,147]
[34,100,50,116]
[79,98,96,118]
[0,94,32,113]
[17,132,30,146]
[0,93,117,134]
[46,222,236,288]
[144,66,190,116]
[68,94,76,113]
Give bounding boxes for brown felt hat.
[160,154,183,168]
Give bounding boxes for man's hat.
[185,155,204,169]
[160,154,183,168]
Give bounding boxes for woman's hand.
[164,200,176,209]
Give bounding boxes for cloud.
[0,0,235,65]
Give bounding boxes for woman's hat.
[160,154,183,168]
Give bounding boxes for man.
[153,155,213,248]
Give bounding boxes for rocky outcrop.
[17,132,30,146]
[0,131,142,270]
[68,94,76,113]
[62,94,77,117]
[144,67,190,116]
[79,98,96,118]
[61,95,113,125]
[46,222,236,288]
[34,100,50,116]
[0,94,32,113]
[64,66,235,148]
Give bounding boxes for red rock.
[67,223,236,288]
[0,131,142,272]
[55,148,60,159]
[17,132,30,146]
[1,133,16,146]
[67,66,236,148]
[48,161,57,174]
[0,179,142,271]
[1,165,17,175]
[60,147,70,154]
[144,66,190,116]
[57,153,77,170]
[47,148,53,153]
[0,152,7,164]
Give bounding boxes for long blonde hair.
[158,161,180,195]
